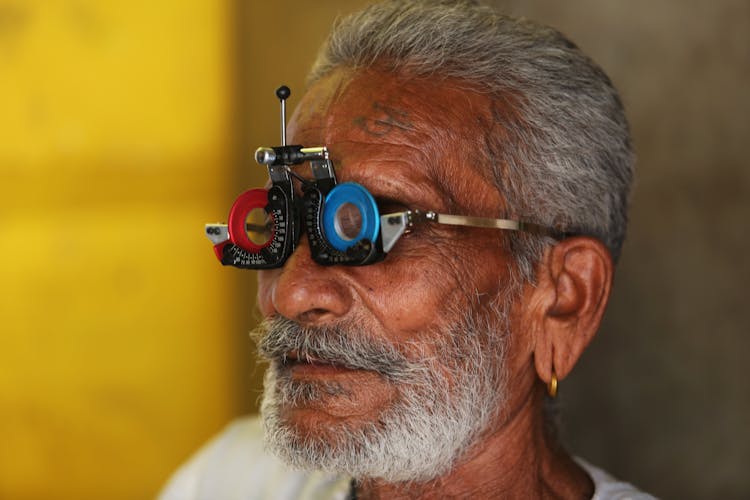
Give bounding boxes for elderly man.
[162,1,653,498]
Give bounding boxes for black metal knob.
[276,85,290,101]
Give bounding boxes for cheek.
[369,266,448,334]
[353,240,508,338]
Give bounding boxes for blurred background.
[0,0,747,498]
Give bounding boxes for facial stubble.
[255,303,510,483]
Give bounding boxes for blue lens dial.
[322,182,380,251]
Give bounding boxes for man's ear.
[529,237,614,385]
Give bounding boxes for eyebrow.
[341,164,446,210]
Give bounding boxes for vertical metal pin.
[276,85,291,147]
[280,98,286,146]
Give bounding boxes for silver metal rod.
[280,99,287,146]
[434,213,521,231]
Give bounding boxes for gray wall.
[238,1,750,498]
[496,2,749,498]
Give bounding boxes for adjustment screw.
[255,147,276,165]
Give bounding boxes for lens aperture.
[333,202,363,241]
[245,207,273,246]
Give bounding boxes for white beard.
[256,304,509,483]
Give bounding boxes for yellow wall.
[0,1,237,498]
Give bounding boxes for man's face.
[255,68,525,481]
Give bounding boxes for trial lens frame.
[205,86,560,270]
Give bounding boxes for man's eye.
[375,198,409,214]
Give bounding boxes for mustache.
[252,316,428,381]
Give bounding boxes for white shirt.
[159,417,656,500]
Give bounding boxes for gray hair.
[308,0,634,281]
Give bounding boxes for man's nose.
[265,238,353,325]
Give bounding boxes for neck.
[353,384,593,500]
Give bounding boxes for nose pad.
[267,234,353,325]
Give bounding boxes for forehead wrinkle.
[349,72,501,215]
[287,68,354,145]
[409,89,506,217]
[327,138,434,167]
[292,69,506,217]
[320,70,358,146]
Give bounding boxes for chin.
[261,360,383,440]
[260,357,502,483]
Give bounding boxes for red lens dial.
[228,188,276,252]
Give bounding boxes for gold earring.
[547,369,558,398]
